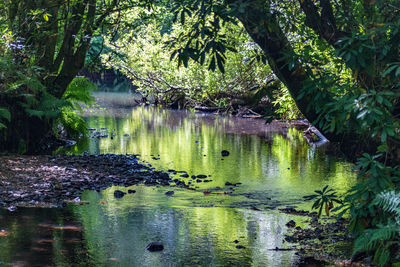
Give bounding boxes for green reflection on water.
[0,106,355,266]
[71,187,301,266]
[69,106,355,203]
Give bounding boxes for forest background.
[0,0,399,265]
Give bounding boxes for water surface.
[0,105,355,266]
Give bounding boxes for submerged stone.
[221,150,230,156]
[286,220,296,228]
[146,242,164,252]
[114,190,126,199]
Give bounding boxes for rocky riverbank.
[0,153,367,266]
[0,154,178,208]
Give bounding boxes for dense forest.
[0,0,399,265]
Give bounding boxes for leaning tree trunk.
[228,0,380,162]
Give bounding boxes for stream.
[0,105,356,266]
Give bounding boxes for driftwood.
[303,126,329,146]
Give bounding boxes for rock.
[297,256,325,267]
[158,173,170,180]
[165,191,174,196]
[159,180,170,186]
[221,150,230,156]
[7,206,16,212]
[128,190,136,194]
[286,220,296,228]
[114,190,126,199]
[146,242,164,252]
[176,181,186,186]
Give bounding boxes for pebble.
[146,242,164,252]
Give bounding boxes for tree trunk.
[228,0,378,161]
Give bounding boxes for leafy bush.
[57,77,97,138]
[303,185,342,218]
[353,191,400,266]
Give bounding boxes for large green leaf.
[0,107,11,122]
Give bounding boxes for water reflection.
[0,188,304,266]
[0,208,89,266]
[0,106,355,266]
[71,106,355,205]
[82,188,297,266]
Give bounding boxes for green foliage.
[272,87,302,119]
[0,54,64,120]
[57,107,89,139]
[353,191,400,266]
[62,77,96,112]
[332,153,399,234]
[0,107,11,129]
[104,15,272,111]
[303,185,342,218]
[57,77,97,138]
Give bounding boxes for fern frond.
[374,191,400,216]
[63,77,96,104]
[58,107,88,138]
[367,224,399,249]
[354,191,400,266]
